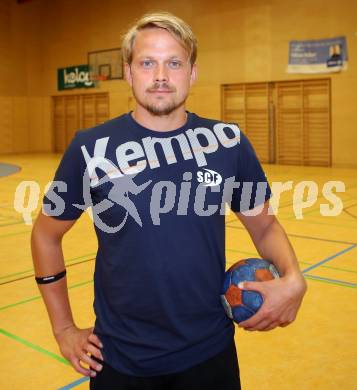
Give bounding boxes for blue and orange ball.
[221,258,280,324]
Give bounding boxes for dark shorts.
[90,339,241,390]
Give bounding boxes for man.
[31,12,307,390]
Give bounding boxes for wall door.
[275,79,331,166]
[221,79,331,166]
[221,82,273,163]
[52,92,109,152]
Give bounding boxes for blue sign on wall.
[287,36,348,74]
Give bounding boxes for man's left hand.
[237,274,307,331]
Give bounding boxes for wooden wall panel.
[64,95,80,145]
[245,83,271,163]
[53,97,65,153]
[276,82,304,165]
[12,97,29,152]
[221,83,272,163]
[53,93,109,152]
[0,0,11,97]
[303,80,331,166]
[0,97,13,154]
[221,85,245,130]
[82,95,95,130]
[222,79,331,166]
[95,93,110,124]
[276,79,331,166]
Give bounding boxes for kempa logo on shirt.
[80,123,240,187]
[71,123,242,233]
[197,169,222,186]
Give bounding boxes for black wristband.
[35,269,67,284]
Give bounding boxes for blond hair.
[122,12,197,66]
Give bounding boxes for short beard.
[132,86,187,116]
[142,99,185,116]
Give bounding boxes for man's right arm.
[31,212,103,378]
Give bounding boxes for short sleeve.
[42,131,88,220]
[230,131,272,213]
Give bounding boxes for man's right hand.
[55,325,104,377]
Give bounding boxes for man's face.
[125,27,197,116]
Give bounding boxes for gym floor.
[0,154,356,389]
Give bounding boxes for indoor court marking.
[0,154,356,389]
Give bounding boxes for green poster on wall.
[57,65,94,90]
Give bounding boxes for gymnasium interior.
[0,0,356,389]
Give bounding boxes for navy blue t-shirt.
[43,111,271,376]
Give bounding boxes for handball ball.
[221,258,280,324]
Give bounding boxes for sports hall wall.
[0,0,356,167]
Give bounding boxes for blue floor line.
[58,376,89,390]
[302,244,357,274]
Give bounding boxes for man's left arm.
[234,200,307,331]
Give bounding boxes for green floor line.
[0,328,70,365]
[0,229,31,239]
[280,215,357,230]
[286,207,320,219]
[226,222,356,245]
[226,248,258,257]
[0,220,25,227]
[0,295,43,311]
[66,253,96,265]
[0,268,36,280]
[226,248,357,274]
[228,214,357,231]
[284,198,357,221]
[0,279,93,311]
[304,275,357,289]
[0,252,96,281]
[0,216,23,224]
[310,264,357,274]
[0,212,21,219]
[226,259,355,289]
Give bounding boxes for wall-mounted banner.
[287,36,348,74]
[57,65,95,90]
